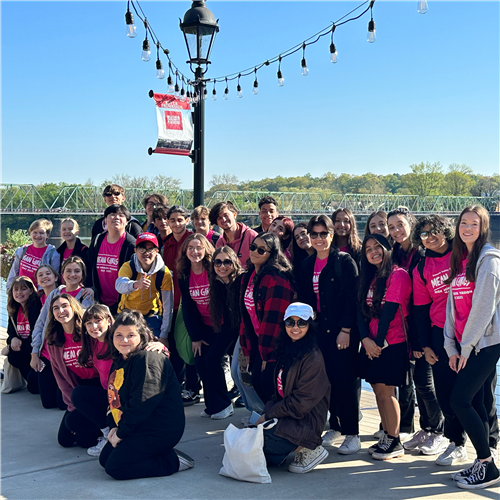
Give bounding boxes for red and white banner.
[151,93,193,156]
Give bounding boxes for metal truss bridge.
[1,184,498,217]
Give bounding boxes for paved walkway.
[2,380,498,500]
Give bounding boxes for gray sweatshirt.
[444,243,500,359]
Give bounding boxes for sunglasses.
[310,231,331,240]
[249,243,269,255]
[104,191,121,197]
[284,318,309,328]
[214,259,233,268]
[420,229,439,240]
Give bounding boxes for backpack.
[416,256,427,285]
[129,258,166,294]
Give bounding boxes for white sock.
[101,427,110,439]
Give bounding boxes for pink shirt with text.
[63,333,96,379]
[92,338,113,390]
[244,271,261,336]
[189,269,211,326]
[16,309,30,339]
[19,245,47,287]
[313,257,328,311]
[366,266,412,345]
[96,233,125,306]
[451,258,475,343]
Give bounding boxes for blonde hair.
[61,218,79,232]
[29,219,53,236]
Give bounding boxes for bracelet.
[341,329,351,334]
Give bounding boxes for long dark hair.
[247,232,292,284]
[177,233,214,280]
[209,246,243,332]
[387,207,416,266]
[79,304,114,367]
[291,222,311,269]
[271,216,294,254]
[358,235,394,319]
[45,293,84,347]
[7,276,38,317]
[106,309,155,361]
[332,208,362,253]
[364,211,388,238]
[445,205,490,284]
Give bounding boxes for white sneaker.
[491,448,498,464]
[322,430,342,447]
[211,404,234,420]
[175,449,194,471]
[373,429,385,439]
[399,432,411,443]
[420,433,449,455]
[436,442,468,466]
[338,435,361,455]
[403,429,430,451]
[288,446,328,473]
[200,409,211,418]
[451,459,480,481]
[87,437,107,457]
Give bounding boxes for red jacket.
[239,268,294,362]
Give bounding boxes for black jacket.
[7,297,42,345]
[85,232,136,305]
[298,246,359,335]
[56,237,88,272]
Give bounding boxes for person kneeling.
[99,310,194,480]
[255,303,331,474]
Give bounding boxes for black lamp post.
[180,0,219,207]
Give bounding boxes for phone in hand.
[249,411,261,425]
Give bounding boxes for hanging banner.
[149,92,193,156]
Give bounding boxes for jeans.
[146,314,162,338]
[263,425,297,466]
[450,343,500,460]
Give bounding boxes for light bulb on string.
[253,69,259,95]
[125,6,137,38]
[417,0,428,13]
[277,56,284,87]
[186,90,192,103]
[301,43,309,76]
[180,80,185,101]
[203,88,208,100]
[367,2,376,43]
[212,86,217,101]
[167,75,174,93]
[329,25,338,63]
[237,74,243,98]
[223,79,229,100]
[155,45,165,79]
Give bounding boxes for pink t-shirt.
[40,340,51,361]
[367,266,412,345]
[19,245,47,287]
[338,245,349,253]
[398,247,417,272]
[62,287,81,299]
[16,309,30,339]
[313,257,328,311]
[96,233,125,306]
[189,269,211,326]
[92,339,113,390]
[63,333,96,379]
[451,258,475,343]
[244,271,260,336]
[62,248,73,263]
[41,293,48,306]
[277,369,284,398]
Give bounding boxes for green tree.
[471,174,500,197]
[443,164,474,196]
[402,162,444,197]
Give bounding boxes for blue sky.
[2,1,499,189]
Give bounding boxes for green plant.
[1,229,31,281]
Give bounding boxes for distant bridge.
[1,184,498,217]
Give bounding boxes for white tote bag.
[219,419,278,484]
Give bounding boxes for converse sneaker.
[457,459,500,490]
[451,459,480,481]
[182,390,200,407]
[403,429,430,451]
[420,433,449,455]
[368,433,388,455]
[175,449,195,471]
[87,437,107,457]
[436,442,468,466]
[322,430,342,447]
[211,404,234,420]
[338,435,361,455]
[372,436,405,460]
[288,446,328,473]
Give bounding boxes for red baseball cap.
[135,232,159,248]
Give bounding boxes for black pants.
[194,325,236,415]
[318,330,360,436]
[99,433,180,480]
[167,310,201,395]
[450,343,500,460]
[71,385,108,430]
[250,350,276,406]
[430,327,466,446]
[38,357,66,410]
[7,339,39,395]
[485,368,499,449]
[263,425,297,466]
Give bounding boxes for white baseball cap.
[284,302,315,321]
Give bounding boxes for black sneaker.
[372,436,405,460]
[182,390,200,407]
[457,459,500,490]
[174,448,195,471]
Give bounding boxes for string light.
[367,1,376,43]
[223,78,229,100]
[180,78,185,100]
[301,43,309,76]
[203,88,208,100]
[167,63,174,93]
[277,56,284,87]
[237,74,243,98]
[329,25,338,63]
[155,44,165,79]
[417,0,428,14]
[141,20,151,61]
[252,69,259,95]
[125,3,137,38]
[212,82,217,101]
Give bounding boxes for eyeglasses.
[146,202,158,208]
[214,259,233,268]
[420,229,439,240]
[310,231,331,239]
[104,191,121,197]
[136,246,157,255]
[284,318,309,328]
[249,243,270,255]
